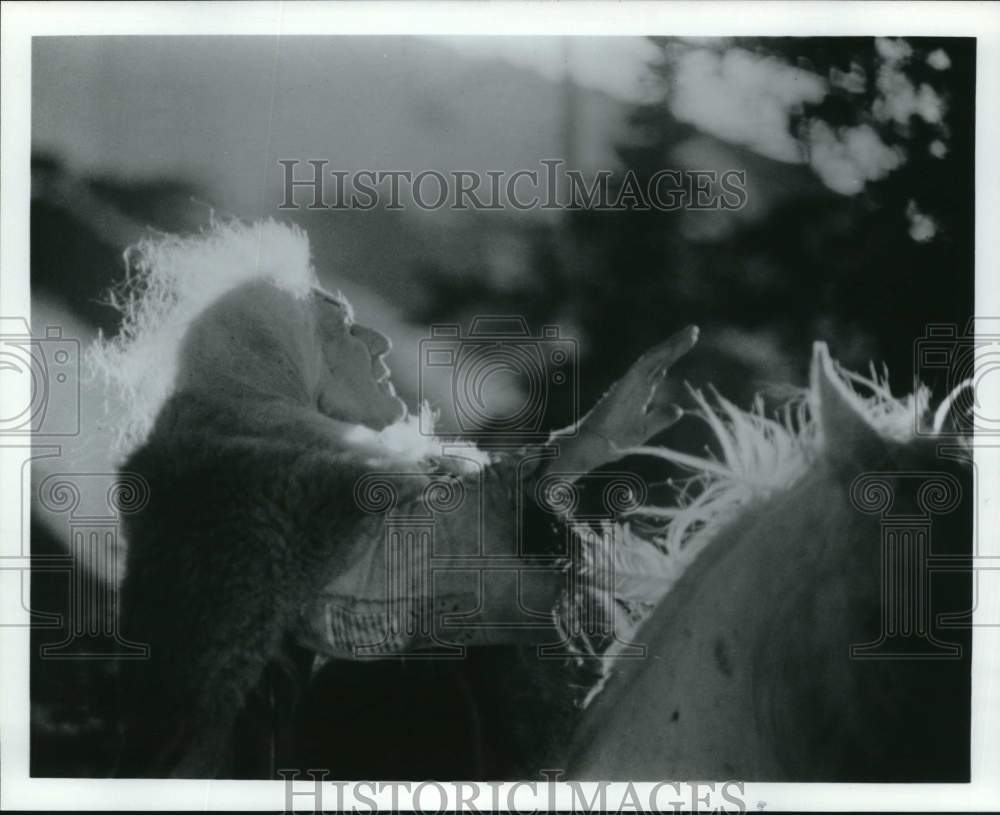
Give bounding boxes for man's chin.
[370,391,407,430]
[388,394,408,423]
[316,384,407,430]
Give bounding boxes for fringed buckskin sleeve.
[296,449,679,679]
[295,449,571,658]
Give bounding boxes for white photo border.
[2,1,998,811]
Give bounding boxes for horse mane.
[623,355,962,572]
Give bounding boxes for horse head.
[565,343,972,781]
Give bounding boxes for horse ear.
[810,342,887,476]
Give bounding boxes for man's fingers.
[644,378,675,411]
[641,403,684,439]
[641,324,700,380]
[642,397,682,418]
[587,325,699,452]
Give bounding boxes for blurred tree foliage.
[565,36,974,408]
[419,38,974,421]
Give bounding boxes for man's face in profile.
[311,289,407,429]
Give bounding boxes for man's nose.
[353,324,392,356]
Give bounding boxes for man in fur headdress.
[93,219,697,778]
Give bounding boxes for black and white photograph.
[2,2,999,811]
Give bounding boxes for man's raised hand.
[547,325,699,479]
